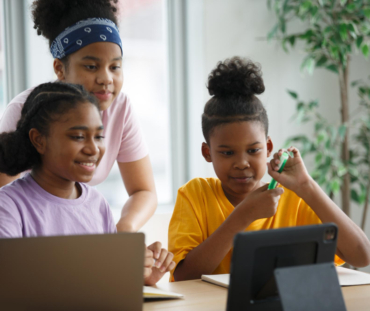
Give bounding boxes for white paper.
[202,267,370,288]
[336,267,370,286]
[143,286,184,299]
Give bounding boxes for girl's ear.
[202,142,212,163]
[53,59,66,81]
[266,136,273,157]
[29,128,47,155]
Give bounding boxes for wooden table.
[143,279,370,311]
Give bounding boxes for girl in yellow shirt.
[168,57,370,282]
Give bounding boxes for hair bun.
[207,57,265,99]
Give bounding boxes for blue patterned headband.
[50,18,123,59]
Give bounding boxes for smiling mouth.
[76,161,97,171]
[231,176,253,183]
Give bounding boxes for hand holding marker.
[268,152,289,190]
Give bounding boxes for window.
[0,0,5,114]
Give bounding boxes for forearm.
[116,190,157,232]
[297,179,370,267]
[174,212,252,281]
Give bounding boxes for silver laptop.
[0,233,145,311]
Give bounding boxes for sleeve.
[0,102,22,133]
[168,188,204,282]
[116,96,148,163]
[0,88,32,133]
[296,199,345,267]
[0,195,23,238]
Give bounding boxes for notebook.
[143,286,184,299]
[202,266,370,288]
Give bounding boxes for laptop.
[0,233,145,311]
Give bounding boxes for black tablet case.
[274,262,346,311]
[227,223,338,311]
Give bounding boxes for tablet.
[226,223,338,311]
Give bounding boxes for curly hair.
[31,0,119,66]
[0,82,99,176]
[202,57,268,144]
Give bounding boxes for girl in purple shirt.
[0,82,175,285]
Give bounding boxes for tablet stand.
[274,263,347,311]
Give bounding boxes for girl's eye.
[221,151,234,156]
[95,135,105,140]
[111,65,121,71]
[85,65,97,70]
[248,148,260,154]
[71,136,84,140]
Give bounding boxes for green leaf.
[363,8,370,19]
[267,24,279,41]
[326,64,339,74]
[362,44,369,58]
[337,165,347,177]
[287,90,298,99]
[288,35,296,47]
[330,179,341,193]
[315,152,323,164]
[356,36,364,49]
[316,55,327,67]
[339,23,348,41]
[346,3,356,12]
[301,57,315,75]
[340,0,347,6]
[351,189,360,203]
[338,124,347,139]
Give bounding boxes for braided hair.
[202,56,269,144]
[0,82,99,176]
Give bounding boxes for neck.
[30,169,81,199]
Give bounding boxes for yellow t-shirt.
[168,177,344,281]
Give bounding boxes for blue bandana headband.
[50,18,123,59]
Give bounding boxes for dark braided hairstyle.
[31,0,119,66]
[0,82,99,176]
[202,57,269,144]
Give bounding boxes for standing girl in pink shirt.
[0,0,156,232]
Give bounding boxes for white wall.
[185,0,370,271]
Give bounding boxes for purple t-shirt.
[0,174,117,238]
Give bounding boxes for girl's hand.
[235,184,284,224]
[267,147,312,194]
[144,246,154,280]
[144,242,176,286]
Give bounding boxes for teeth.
[80,162,95,167]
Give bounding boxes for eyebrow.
[218,142,261,148]
[81,56,122,62]
[68,125,104,131]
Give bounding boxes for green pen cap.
[268,152,289,190]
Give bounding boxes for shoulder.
[106,92,131,113]
[0,178,28,207]
[178,177,220,198]
[278,185,308,209]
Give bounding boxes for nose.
[96,68,113,86]
[234,154,250,170]
[83,138,100,156]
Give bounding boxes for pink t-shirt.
[0,87,148,186]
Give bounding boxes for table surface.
[143,279,370,311]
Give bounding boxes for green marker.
[268,152,289,190]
